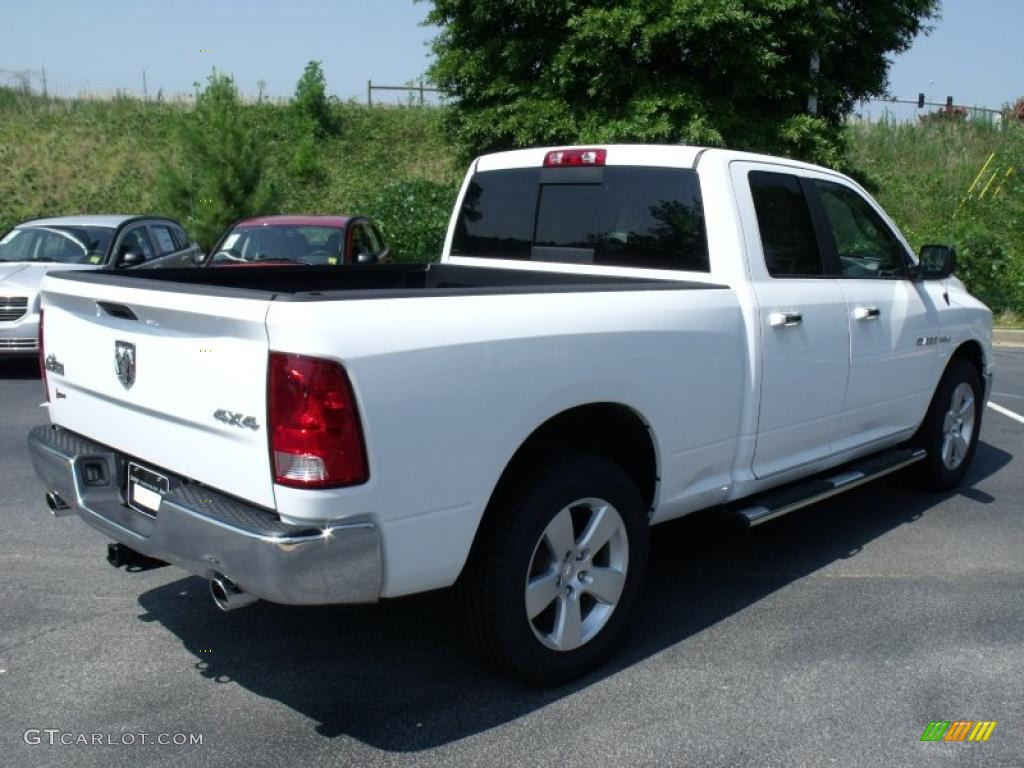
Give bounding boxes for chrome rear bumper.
[27,424,382,605]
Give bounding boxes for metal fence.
[366,79,445,106]
[0,67,446,106]
[2,67,1010,121]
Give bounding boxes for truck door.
[808,178,940,451]
[731,163,851,479]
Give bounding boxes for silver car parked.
[0,215,202,355]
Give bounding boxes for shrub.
[155,71,280,250]
[352,178,460,262]
[954,226,1024,314]
[293,61,336,137]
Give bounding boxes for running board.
[735,447,927,527]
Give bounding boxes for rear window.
[451,166,709,272]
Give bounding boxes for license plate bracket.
[127,462,169,517]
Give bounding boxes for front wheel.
[914,358,983,491]
[456,454,649,686]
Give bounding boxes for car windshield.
[0,225,114,264]
[210,225,344,265]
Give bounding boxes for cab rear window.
[451,166,709,272]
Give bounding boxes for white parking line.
[988,401,1024,425]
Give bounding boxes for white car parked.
[0,215,201,355]
[28,145,992,684]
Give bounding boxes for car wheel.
[456,453,649,686]
[914,358,983,491]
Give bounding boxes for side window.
[814,181,907,278]
[749,171,824,277]
[365,224,384,255]
[171,225,190,250]
[149,224,179,255]
[118,227,156,263]
[352,224,375,258]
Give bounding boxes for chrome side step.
[735,447,927,527]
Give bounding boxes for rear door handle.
[769,311,803,327]
[853,306,881,321]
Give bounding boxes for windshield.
[0,226,114,264]
[210,225,345,265]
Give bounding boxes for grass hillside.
[0,88,462,257]
[1,87,1021,315]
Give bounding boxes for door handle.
[853,306,881,321]
[769,311,803,327]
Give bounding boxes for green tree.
[156,70,279,249]
[424,0,938,165]
[293,60,335,136]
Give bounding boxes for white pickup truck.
[29,145,992,684]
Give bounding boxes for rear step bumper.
[27,424,382,605]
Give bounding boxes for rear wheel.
[456,454,649,686]
[914,358,983,491]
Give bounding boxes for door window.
[350,223,377,260]
[149,224,179,255]
[369,224,387,254]
[118,227,156,263]
[170,225,190,250]
[814,181,907,278]
[748,171,824,277]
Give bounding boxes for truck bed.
[46,262,724,300]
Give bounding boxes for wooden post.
[367,79,372,107]
[419,78,424,105]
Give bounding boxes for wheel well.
[949,340,985,380]
[487,403,658,515]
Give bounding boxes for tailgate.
[41,275,276,509]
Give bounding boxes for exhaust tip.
[46,491,72,516]
[210,574,259,612]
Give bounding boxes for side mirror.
[912,244,956,280]
[192,249,206,266]
[119,250,145,267]
[356,251,378,264]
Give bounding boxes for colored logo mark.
[920,720,997,742]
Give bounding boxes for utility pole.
[142,69,148,100]
[41,66,47,98]
[807,51,820,115]
[367,79,372,107]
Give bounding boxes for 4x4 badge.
[214,409,260,431]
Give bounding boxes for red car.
[205,215,390,267]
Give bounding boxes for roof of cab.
[473,144,837,177]
[233,215,353,228]
[17,214,145,229]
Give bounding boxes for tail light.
[544,148,606,167]
[268,352,368,488]
[38,308,48,402]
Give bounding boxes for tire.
[456,453,649,686]
[913,358,983,491]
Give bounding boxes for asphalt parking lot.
[0,350,1021,768]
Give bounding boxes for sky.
[0,0,1020,112]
